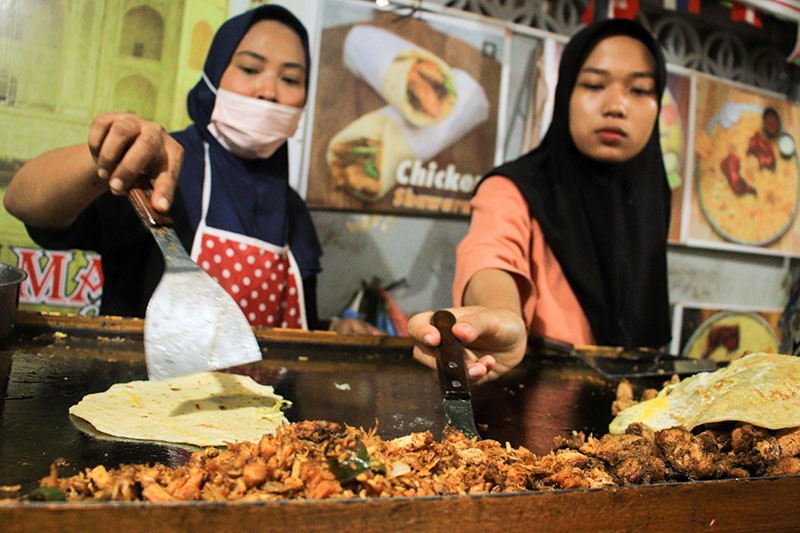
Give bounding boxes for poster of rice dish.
[305,0,504,217]
[687,76,800,255]
[671,303,782,362]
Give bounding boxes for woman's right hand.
[88,113,184,213]
[5,113,184,228]
[408,306,528,384]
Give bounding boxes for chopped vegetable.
[325,436,385,482]
[25,487,66,501]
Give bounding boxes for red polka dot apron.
[189,143,307,329]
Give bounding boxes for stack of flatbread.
[610,352,800,434]
[70,372,290,447]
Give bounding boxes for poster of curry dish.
[687,76,800,255]
[673,304,782,363]
[305,0,503,217]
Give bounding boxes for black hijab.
[172,5,321,279]
[485,19,671,348]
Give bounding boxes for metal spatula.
[129,188,261,380]
[530,334,720,379]
[431,310,481,439]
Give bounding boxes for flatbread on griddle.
[69,372,290,447]
[609,352,800,434]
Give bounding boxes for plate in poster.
[696,102,800,246]
[681,310,779,362]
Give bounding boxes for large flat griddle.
[1,313,798,532]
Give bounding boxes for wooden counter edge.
[13,311,415,349]
[1,475,799,532]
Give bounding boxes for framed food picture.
[304,0,504,218]
[672,304,783,362]
[685,76,800,255]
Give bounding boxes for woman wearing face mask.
[408,19,671,383]
[5,5,379,335]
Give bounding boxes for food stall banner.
[304,0,505,218]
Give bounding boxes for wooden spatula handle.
[129,187,173,227]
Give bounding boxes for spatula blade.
[431,310,481,439]
[144,270,261,381]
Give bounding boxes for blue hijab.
[172,5,321,279]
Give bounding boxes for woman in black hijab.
[410,19,671,383]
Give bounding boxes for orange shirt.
[453,176,594,345]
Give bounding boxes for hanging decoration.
[730,1,764,27]
[581,0,640,24]
[662,0,701,13]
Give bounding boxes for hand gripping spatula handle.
[129,188,261,380]
[431,310,481,439]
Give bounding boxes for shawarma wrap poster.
[306,1,503,217]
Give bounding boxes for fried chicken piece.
[580,425,668,485]
[694,427,731,454]
[33,420,800,503]
[640,388,659,401]
[142,482,178,502]
[300,460,342,499]
[747,130,776,171]
[531,448,614,490]
[767,457,800,476]
[612,379,635,416]
[292,419,344,443]
[329,139,383,199]
[776,427,800,458]
[552,431,588,450]
[88,465,112,491]
[721,151,757,196]
[730,423,781,476]
[168,466,205,500]
[407,59,450,119]
[242,458,269,487]
[703,324,740,358]
[655,427,723,480]
[610,379,666,419]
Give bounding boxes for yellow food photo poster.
[687,76,800,254]
[673,304,782,362]
[306,0,503,217]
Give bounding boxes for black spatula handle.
[431,310,472,401]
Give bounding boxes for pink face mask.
[208,87,302,160]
